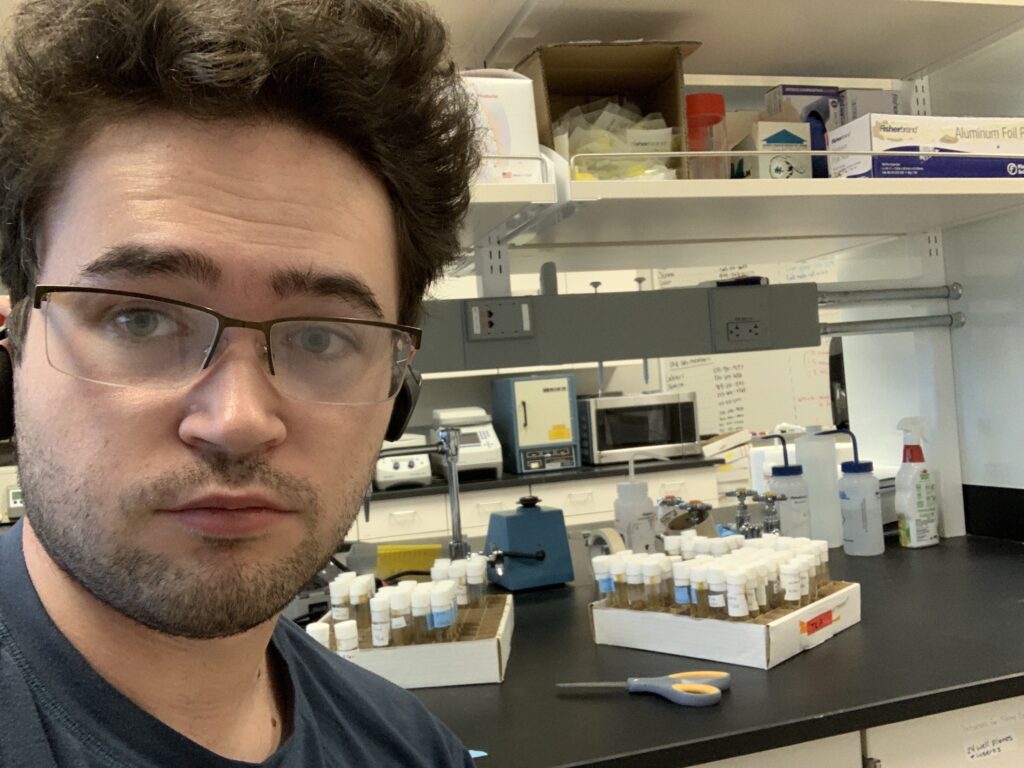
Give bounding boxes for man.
[0,1,479,765]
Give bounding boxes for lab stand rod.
[820,312,966,336]
[817,283,962,306]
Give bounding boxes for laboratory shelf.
[462,180,558,248]
[478,0,1024,80]
[513,177,1024,248]
[414,532,1024,768]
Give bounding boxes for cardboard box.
[514,41,701,172]
[838,88,903,125]
[351,594,514,689]
[591,582,860,669]
[828,114,1024,178]
[702,431,752,457]
[765,85,842,177]
[733,121,812,179]
[462,70,544,183]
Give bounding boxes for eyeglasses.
[33,286,421,405]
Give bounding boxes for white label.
[372,623,390,647]
[727,592,749,618]
[800,571,810,596]
[708,593,726,608]
[391,616,408,630]
[755,584,768,607]
[745,586,758,609]
[331,606,350,622]
[964,732,1018,762]
[338,648,359,661]
[456,583,469,606]
[783,572,802,601]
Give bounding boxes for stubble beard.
[18,430,366,639]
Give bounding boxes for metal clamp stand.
[726,488,760,538]
[367,426,471,561]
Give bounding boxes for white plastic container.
[838,460,885,557]
[796,434,844,548]
[769,466,811,538]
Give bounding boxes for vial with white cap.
[306,621,330,649]
[349,576,372,648]
[447,559,469,607]
[329,572,356,623]
[754,562,770,614]
[779,562,802,610]
[389,590,412,647]
[335,619,360,660]
[592,555,615,604]
[430,581,457,643]
[688,562,710,618]
[642,557,663,612]
[743,567,760,618]
[680,536,697,561]
[609,556,629,608]
[725,570,750,622]
[663,535,682,557]
[370,595,391,648]
[658,556,673,610]
[625,556,646,610]
[814,540,832,587]
[466,559,486,610]
[709,539,730,558]
[706,566,728,620]
[671,562,691,616]
[410,586,433,644]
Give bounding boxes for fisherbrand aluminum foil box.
[828,114,1024,178]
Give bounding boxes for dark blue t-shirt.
[0,521,473,767]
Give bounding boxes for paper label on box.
[801,610,834,636]
[372,624,390,647]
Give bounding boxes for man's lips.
[159,494,297,538]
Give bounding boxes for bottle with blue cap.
[765,434,811,538]
[818,429,884,556]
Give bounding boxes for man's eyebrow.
[80,244,222,285]
[271,267,385,320]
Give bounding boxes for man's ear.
[0,332,14,441]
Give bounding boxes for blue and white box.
[828,114,1024,178]
[765,85,841,178]
[733,121,812,180]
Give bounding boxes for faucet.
[364,426,471,560]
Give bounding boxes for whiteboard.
[656,257,839,435]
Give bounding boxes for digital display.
[595,402,696,450]
[460,432,481,447]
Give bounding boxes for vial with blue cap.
[818,429,884,557]
[765,434,811,538]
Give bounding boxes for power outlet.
[466,299,534,340]
[727,321,763,341]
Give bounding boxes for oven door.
[591,394,699,464]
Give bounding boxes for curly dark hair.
[0,0,479,351]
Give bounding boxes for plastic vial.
[681,537,698,561]
[726,570,750,622]
[609,556,629,609]
[743,568,761,618]
[726,535,745,551]
[410,587,432,645]
[662,535,681,557]
[370,595,391,648]
[466,559,486,610]
[592,555,615,604]
[430,582,457,643]
[397,579,419,593]
[693,537,712,557]
[625,556,647,611]
[838,459,885,557]
[430,562,449,583]
[329,572,355,623]
[688,563,710,618]
[349,576,372,649]
[671,562,691,617]
[771,465,812,538]
[306,621,330,649]
[706,566,728,620]
[642,557,663,612]
[779,562,803,610]
[686,92,728,179]
[755,562,771,614]
[709,539,730,558]
[448,559,469,608]
[389,590,412,647]
[335,620,360,661]
[798,555,818,604]
[658,556,674,610]
[814,541,832,588]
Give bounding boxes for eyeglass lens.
[41,291,412,405]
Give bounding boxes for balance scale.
[430,407,503,479]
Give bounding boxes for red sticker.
[801,610,834,635]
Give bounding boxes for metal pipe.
[437,427,471,560]
[820,312,966,336]
[818,283,962,306]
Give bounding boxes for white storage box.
[733,122,812,179]
[351,594,514,689]
[828,114,1024,178]
[590,582,860,669]
[462,70,543,183]
[838,88,903,125]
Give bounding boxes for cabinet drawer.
[643,468,719,505]
[357,495,448,543]
[542,478,616,520]
[457,486,530,537]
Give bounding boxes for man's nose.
[178,331,286,457]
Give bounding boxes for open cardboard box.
[351,594,514,689]
[514,40,700,176]
[590,582,860,669]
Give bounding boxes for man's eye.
[291,326,354,355]
[112,309,175,338]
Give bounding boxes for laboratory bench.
[412,531,1024,767]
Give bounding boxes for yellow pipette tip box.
[376,544,443,578]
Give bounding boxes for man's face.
[15,114,399,638]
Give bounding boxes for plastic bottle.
[817,429,884,557]
[466,559,487,609]
[410,586,432,644]
[671,561,691,616]
[765,434,812,538]
[370,595,391,648]
[796,432,844,548]
[389,590,412,647]
[613,458,660,554]
[686,92,728,179]
[895,417,940,549]
[592,555,615,604]
[349,576,372,648]
[706,566,728,620]
[335,620,359,661]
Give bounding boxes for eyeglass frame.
[32,284,422,383]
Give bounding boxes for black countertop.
[413,532,1024,767]
[373,456,722,501]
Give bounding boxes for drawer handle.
[475,501,505,515]
[660,483,687,495]
[567,491,593,503]
[388,510,416,522]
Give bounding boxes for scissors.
[556,670,731,707]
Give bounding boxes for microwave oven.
[577,391,700,465]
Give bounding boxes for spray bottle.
[613,453,669,553]
[895,417,940,548]
[817,429,884,557]
[764,434,811,538]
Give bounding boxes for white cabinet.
[540,477,617,525]
[692,732,861,768]
[642,467,719,505]
[355,494,449,543]
[863,695,1024,767]
[457,484,531,538]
